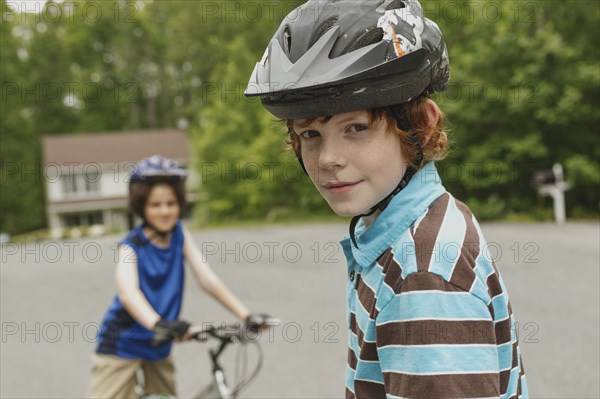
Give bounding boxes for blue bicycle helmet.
[130,155,188,185]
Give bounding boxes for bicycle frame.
[195,338,234,399]
[143,320,278,399]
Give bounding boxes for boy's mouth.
[323,181,362,194]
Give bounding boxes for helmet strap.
[142,220,173,242]
[349,104,423,248]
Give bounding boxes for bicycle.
[140,319,280,399]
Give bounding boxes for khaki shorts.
[88,353,176,398]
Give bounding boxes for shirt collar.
[340,162,446,268]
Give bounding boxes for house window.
[62,175,79,194]
[63,212,104,227]
[62,173,100,195]
[84,171,99,193]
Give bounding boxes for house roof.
[42,130,189,165]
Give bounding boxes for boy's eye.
[299,130,320,139]
[349,124,369,133]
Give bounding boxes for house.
[41,129,197,236]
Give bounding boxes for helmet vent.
[314,18,338,43]
[386,0,406,10]
[347,27,384,53]
[283,28,292,56]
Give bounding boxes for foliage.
[433,0,600,217]
[0,0,598,235]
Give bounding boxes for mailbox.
[532,163,570,224]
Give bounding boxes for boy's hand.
[244,313,277,333]
[152,319,191,345]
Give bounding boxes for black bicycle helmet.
[245,0,450,120]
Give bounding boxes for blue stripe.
[377,291,492,324]
[355,293,372,335]
[354,360,384,383]
[503,366,521,398]
[521,375,529,398]
[377,278,396,308]
[497,342,514,370]
[346,363,356,392]
[491,293,509,321]
[391,231,418,276]
[349,328,359,352]
[429,197,466,279]
[472,261,494,303]
[362,263,384,291]
[378,345,499,374]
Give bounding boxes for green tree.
[432,0,599,218]
[193,35,327,224]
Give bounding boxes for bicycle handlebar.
[152,318,280,346]
[189,318,281,343]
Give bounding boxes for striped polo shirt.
[341,162,528,398]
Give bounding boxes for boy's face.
[144,183,180,233]
[293,110,407,217]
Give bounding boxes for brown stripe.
[378,320,496,346]
[399,271,465,294]
[359,341,379,362]
[347,348,357,370]
[517,356,525,396]
[345,387,355,399]
[449,262,476,295]
[349,310,379,361]
[487,274,504,301]
[495,317,512,345]
[383,371,500,398]
[500,369,511,395]
[355,379,386,398]
[376,247,393,265]
[449,199,480,291]
[379,248,405,292]
[349,314,379,361]
[349,312,358,337]
[412,193,450,272]
[350,310,368,352]
[356,274,377,319]
[488,303,496,320]
[512,342,519,369]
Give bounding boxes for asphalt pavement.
[1,222,598,398]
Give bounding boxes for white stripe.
[443,197,466,279]
[377,317,490,326]
[381,369,499,376]
[398,290,472,296]
[380,343,498,349]
[354,377,384,385]
[355,358,379,364]
[412,207,430,234]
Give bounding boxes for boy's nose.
[318,138,345,171]
[160,205,171,214]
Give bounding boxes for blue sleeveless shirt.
[96,221,185,360]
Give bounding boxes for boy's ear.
[422,99,441,147]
